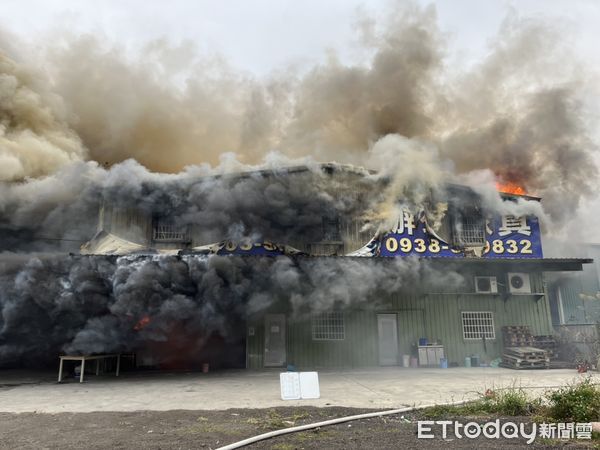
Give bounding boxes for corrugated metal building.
[246,260,590,369]
[548,244,600,327]
[82,164,592,369]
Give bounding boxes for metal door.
[264,314,286,367]
[378,314,399,366]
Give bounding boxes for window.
[153,219,186,242]
[453,209,486,246]
[462,311,495,339]
[322,216,341,242]
[312,312,345,340]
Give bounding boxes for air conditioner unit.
[507,273,531,294]
[475,276,498,294]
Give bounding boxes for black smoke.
[0,160,379,253]
[0,253,463,366]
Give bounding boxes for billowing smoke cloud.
[0,157,379,254]
[0,253,464,365]
[1,4,597,224]
[0,48,86,181]
[0,3,598,365]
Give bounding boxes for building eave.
[416,256,593,272]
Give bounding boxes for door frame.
[377,313,399,366]
[264,314,286,367]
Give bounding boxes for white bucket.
[402,354,410,367]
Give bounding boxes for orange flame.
[133,315,151,331]
[496,182,526,196]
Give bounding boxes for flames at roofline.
[496,181,527,196]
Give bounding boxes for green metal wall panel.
[245,272,555,369]
[396,310,425,356]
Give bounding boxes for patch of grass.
[545,377,600,423]
[490,387,541,416]
[421,378,600,443]
[422,387,541,419]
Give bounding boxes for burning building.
[0,4,597,372]
[12,162,579,371]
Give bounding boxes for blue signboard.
[378,211,543,259]
[215,240,304,256]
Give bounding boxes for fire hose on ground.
[215,399,471,450]
[216,381,600,450]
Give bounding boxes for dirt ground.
[0,407,596,449]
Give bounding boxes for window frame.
[311,311,345,341]
[453,209,486,246]
[152,218,187,242]
[461,311,496,340]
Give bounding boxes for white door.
[264,314,286,367]
[378,314,399,366]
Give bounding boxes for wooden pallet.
[503,339,534,347]
[502,326,531,332]
[503,354,549,365]
[504,346,548,359]
[502,346,549,370]
[502,326,534,349]
[499,362,549,370]
[501,329,556,370]
[503,335,533,340]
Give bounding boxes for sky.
[0,0,599,76]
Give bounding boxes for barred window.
[153,220,186,242]
[462,311,495,340]
[312,312,345,340]
[454,211,486,246]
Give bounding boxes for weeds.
[546,377,600,423]
[488,387,541,416]
[423,379,599,420]
[421,378,600,444]
[422,387,540,419]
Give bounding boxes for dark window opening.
[152,218,188,242]
[322,216,341,242]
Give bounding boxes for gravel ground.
[0,408,597,449]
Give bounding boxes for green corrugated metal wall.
[246,271,554,369]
